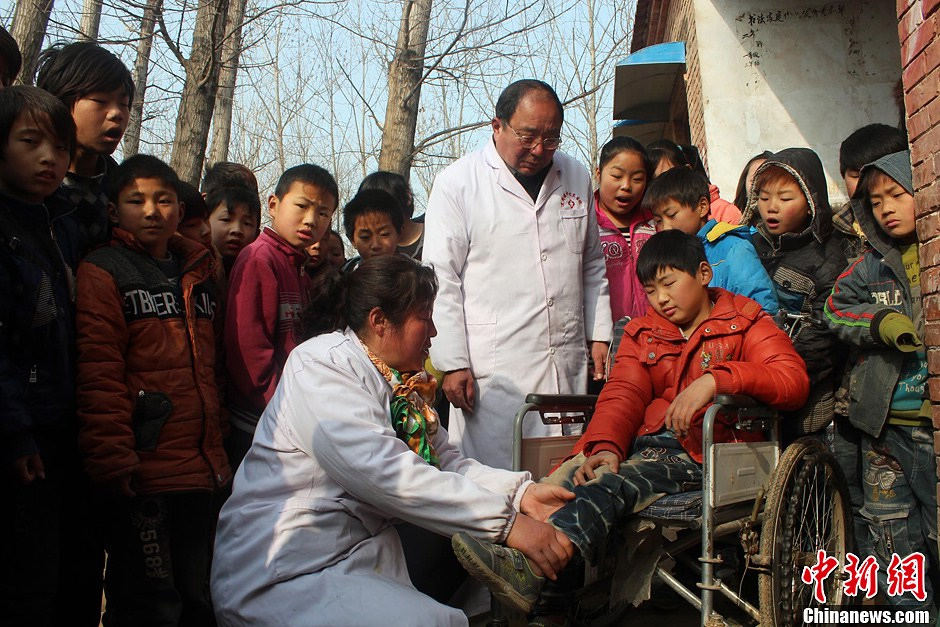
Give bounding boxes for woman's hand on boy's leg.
[520,483,575,522]
[665,373,716,437]
[573,451,620,486]
[506,513,575,580]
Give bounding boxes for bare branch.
[156,8,186,67]
[338,62,384,133]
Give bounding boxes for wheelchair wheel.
[758,437,852,626]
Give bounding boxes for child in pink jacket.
[594,137,656,321]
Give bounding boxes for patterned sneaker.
[451,532,545,614]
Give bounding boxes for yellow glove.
[878,312,923,353]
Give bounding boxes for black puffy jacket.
[0,193,76,464]
[740,148,858,433]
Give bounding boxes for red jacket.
[225,227,311,424]
[709,184,741,224]
[76,229,231,493]
[574,288,809,462]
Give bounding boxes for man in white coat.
[423,79,612,470]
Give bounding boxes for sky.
[1,0,635,213]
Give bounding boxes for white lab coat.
[423,141,612,469]
[211,328,531,626]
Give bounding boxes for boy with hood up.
[824,151,937,613]
[740,148,858,440]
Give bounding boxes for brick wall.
[663,0,708,172]
[897,0,940,528]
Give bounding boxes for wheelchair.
[498,391,853,627]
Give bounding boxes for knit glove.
[878,312,923,353]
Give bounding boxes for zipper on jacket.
[180,259,225,487]
[44,205,75,302]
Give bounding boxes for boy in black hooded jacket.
[0,85,77,625]
[741,148,857,442]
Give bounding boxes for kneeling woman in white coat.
[211,255,574,626]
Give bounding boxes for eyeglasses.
[504,121,562,151]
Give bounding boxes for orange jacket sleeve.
[75,262,139,482]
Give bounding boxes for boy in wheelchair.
[453,229,810,618]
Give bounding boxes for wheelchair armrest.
[523,394,599,412]
[710,395,778,431]
[513,395,598,472]
[713,394,760,408]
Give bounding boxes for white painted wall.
[692,0,902,207]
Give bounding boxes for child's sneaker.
[451,532,545,614]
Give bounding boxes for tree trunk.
[79,0,103,40]
[10,0,54,84]
[207,0,246,165]
[170,0,230,185]
[123,0,162,156]
[585,0,599,167]
[378,0,433,178]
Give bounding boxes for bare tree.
[229,6,333,192]
[537,0,631,168]
[161,0,230,184]
[207,0,247,164]
[123,0,163,156]
[378,0,433,176]
[78,0,103,40]
[324,0,549,183]
[49,0,625,200]
[10,0,54,84]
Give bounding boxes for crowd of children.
[0,31,434,626]
[456,128,937,620]
[0,25,937,626]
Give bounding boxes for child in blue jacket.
[645,166,778,313]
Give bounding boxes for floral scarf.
[362,342,440,467]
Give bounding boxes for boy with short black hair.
[0,25,22,87]
[0,84,75,624]
[177,181,213,251]
[741,148,856,440]
[452,230,810,616]
[201,160,259,196]
[646,166,777,313]
[225,164,338,468]
[825,150,937,612]
[36,41,134,271]
[833,124,909,246]
[206,184,260,272]
[75,154,230,625]
[341,188,403,271]
[839,124,909,199]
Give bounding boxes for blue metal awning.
[612,119,671,145]
[613,41,686,121]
